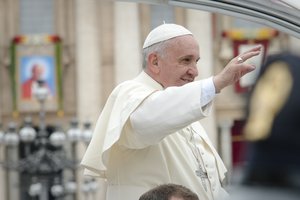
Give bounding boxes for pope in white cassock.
[81,23,262,200]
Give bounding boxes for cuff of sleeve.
[201,77,216,107]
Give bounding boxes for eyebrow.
[178,55,200,62]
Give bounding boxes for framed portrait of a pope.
[10,35,63,114]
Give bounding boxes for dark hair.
[139,184,199,200]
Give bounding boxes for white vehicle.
[122,0,300,38]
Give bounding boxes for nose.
[187,65,198,77]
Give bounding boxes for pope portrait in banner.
[20,55,56,101]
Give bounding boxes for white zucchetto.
[142,23,193,49]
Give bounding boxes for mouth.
[181,78,194,83]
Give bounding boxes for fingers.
[242,50,261,62]
[237,57,244,63]
[240,45,262,55]
[244,45,262,53]
[241,63,256,74]
[216,45,262,92]
[236,45,262,63]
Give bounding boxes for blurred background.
[0,0,299,199]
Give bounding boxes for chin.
[181,81,191,85]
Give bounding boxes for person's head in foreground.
[139,183,199,200]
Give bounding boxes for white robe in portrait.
[81,71,228,200]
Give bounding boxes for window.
[20,0,54,34]
[150,5,175,29]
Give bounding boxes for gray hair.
[142,39,172,69]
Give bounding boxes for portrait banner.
[10,35,63,115]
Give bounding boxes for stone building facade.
[0,0,296,199]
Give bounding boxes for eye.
[181,57,192,64]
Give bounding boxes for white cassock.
[81,71,228,200]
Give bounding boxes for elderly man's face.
[32,64,45,80]
[156,35,200,88]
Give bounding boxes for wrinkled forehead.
[165,35,199,55]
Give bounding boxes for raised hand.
[213,45,262,93]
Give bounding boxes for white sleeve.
[201,77,216,106]
[129,79,216,145]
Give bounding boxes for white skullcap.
[143,23,193,49]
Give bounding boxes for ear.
[148,53,160,74]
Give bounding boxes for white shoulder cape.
[81,72,158,177]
